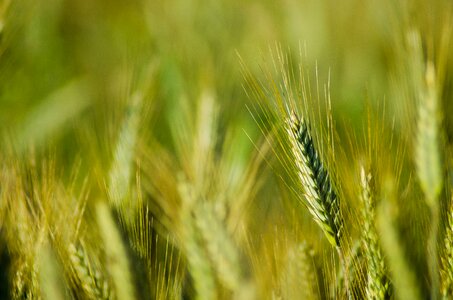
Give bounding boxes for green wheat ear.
[286,111,342,248]
[96,201,136,300]
[360,167,391,300]
[415,60,443,299]
[415,59,443,208]
[281,242,319,300]
[441,196,453,298]
[68,243,112,300]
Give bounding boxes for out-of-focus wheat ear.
[415,61,443,299]
[334,239,366,299]
[192,203,254,299]
[281,242,319,300]
[39,243,70,300]
[441,196,453,298]
[360,167,391,300]
[68,243,112,300]
[108,92,142,210]
[9,224,44,300]
[182,217,217,300]
[377,177,422,300]
[416,61,443,208]
[178,180,217,300]
[96,201,136,300]
[3,165,42,300]
[286,111,342,248]
[11,260,40,300]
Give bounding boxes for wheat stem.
[377,178,422,300]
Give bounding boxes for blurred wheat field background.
[1,0,453,299]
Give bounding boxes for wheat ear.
[281,242,319,300]
[68,243,111,300]
[178,180,217,300]
[360,167,390,299]
[108,93,142,210]
[96,201,136,300]
[286,111,342,247]
[441,196,453,298]
[415,61,443,299]
[192,203,247,296]
[183,216,217,300]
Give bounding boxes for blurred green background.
[3,0,452,161]
[0,1,452,299]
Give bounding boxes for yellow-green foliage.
[1,0,453,299]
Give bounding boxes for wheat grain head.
[286,111,342,248]
[360,167,391,300]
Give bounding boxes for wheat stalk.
[38,243,69,300]
[286,111,342,248]
[377,177,422,300]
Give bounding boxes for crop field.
[0,0,453,299]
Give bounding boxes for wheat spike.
[415,61,443,209]
[108,93,142,210]
[360,167,391,300]
[415,61,443,299]
[68,243,111,300]
[192,203,245,295]
[286,111,342,247]
[96,201,136,300]
[281,242,319,300]
[178,179,217,300]
[183,216,217,300]
[441,197,453,298]
[11,260,41,300]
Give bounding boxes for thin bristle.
[286,111,342,247]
